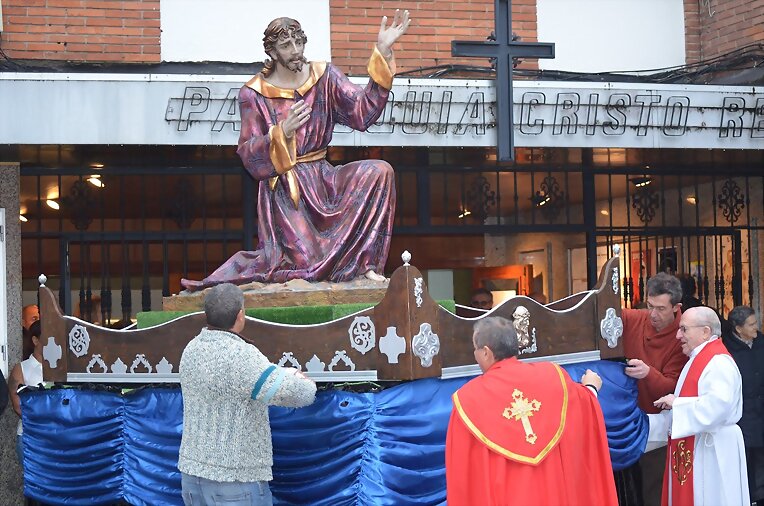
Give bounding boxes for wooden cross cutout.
[503,388,541,444]
[452,0,555,161]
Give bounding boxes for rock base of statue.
[163,277,390,311]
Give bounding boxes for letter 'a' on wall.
[536,0,686,73]
[160,0,331,64]
[0,208,7,377]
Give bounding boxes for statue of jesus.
[182,11,411,291]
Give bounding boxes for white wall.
[537,0,686,73]
[161,0,331,63]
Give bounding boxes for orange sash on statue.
[661,338,731,506]
[452,359,568,465]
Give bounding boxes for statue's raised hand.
[377,9,411,58]
[282,100,311,138]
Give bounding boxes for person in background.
[723,305,764,504]
[21,304,39,360]
[618,272,688,506]
[9,320,44,462]
[648,306,748,505]
[178,283,317,505]
[678,274,702,311]
[0,368,8,416]
[446,316,617,505]
[469,288,493,310]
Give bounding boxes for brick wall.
[329,0,540,75]
[696,0,764,61]
[684,0,701,64]
[0,0,160,63]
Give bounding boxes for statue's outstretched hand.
[282,100,311,138]
[377,9,411,58]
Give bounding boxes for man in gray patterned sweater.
[179,283,317,505]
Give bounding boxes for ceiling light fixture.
[530,194,551,207]
[630,176,652,188]
[87,175,105,188]
[90,163,104,168]
[46,199,60,210]
[600,209,609,216]
[458,208,472,219]
[686,195,697,205]
[19,215,28,222]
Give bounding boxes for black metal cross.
[452,0,555,161]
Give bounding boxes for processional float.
[39,249,625,385]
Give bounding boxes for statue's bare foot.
[364,270,387,282]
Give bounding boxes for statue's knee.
[374,161,394,181]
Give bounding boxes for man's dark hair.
[646,272,683,305]
[204,283,244,330]
[728,305,755,330]
[678,274,697,297]
[471,288,493,300]
[473,316,519,361]
[29,320,41,339]
[262,17,308,77]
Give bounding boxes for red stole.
[661,338,731,506]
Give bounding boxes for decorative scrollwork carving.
[167,178,196,229]
[329,351,355,372]
[349,316,375,355]
[414,277,424,308]
[69,325,90,358]
[533,175,565,222]
[631,185,661,224]
[412,323,440,367]
[86,354,108,373]
[600,308,624,348]
[465,175,497,221]
[278,352,302,370]
[62,179,95,231]
[130,354,153,374]
[717,178,745,225]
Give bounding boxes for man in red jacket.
[622,272,687,505]
[446,317,617,505]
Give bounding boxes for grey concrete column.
[0,162,23,504]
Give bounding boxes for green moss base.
[137,301,456,328]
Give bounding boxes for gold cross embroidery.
[503,388,542,444]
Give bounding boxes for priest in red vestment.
[446,316,618,505]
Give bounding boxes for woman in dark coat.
[723,305,764,504]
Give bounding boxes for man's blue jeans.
[181,473,273,506]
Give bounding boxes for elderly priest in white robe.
[648,306,749,506]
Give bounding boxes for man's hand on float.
[653,394,675,410]
[581,369,603,392]
[624,358,649,379]
[377,9,411,58]
[282,100,311,138]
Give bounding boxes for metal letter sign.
[452,0,555,161]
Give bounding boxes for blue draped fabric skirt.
[19,360,647,505]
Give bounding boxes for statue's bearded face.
[270,34,306,73]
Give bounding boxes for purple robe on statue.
[181,53,396,291]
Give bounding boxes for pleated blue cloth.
[19,360,647,505]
